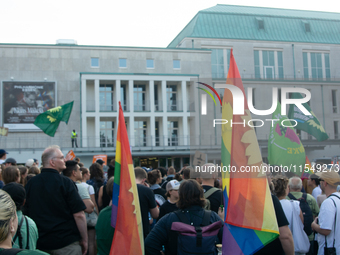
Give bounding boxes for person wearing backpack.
[200,164,223,214]
[145,179,223,255]
[287,176,319,254]
[0,189,48,255]
[311,169,340,255]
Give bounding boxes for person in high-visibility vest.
[71,129,78,148]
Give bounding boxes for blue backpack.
[171,210,222,255]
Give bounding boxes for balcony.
[167,101,183,112]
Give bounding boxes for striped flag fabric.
[301,156,314,180]
[221,49,279,255]
[110,102,144,255]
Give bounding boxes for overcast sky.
[1,0,340,48]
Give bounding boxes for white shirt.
[317,192,340,255]
[312,186,322,201]
[0,159,5,165]
[280,199,301,232]
[81,182,95,195]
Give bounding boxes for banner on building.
[2,81,56,131]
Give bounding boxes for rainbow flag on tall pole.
[221,49,279,254]
[110,102,144,255]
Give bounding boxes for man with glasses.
[63,160,94,214]
[312,168,340,255]
[25,145,88,255]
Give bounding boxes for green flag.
[288,92,328,141]
[268,102,305,174]
[34,101,74,137]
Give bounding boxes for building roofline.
[0,42,210,52]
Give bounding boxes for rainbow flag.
[110,102,144,255]
[221,49,279,255]
[301,156,314,180]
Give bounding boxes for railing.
[167,101,183,112]
[154,100,163,112]
[1,133,336,150]
[134,102,151,112]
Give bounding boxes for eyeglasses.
[53,156,65,160]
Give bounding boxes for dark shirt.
[202,185,223,213]
[145,205,223,255]
[24,168,86,250]
[100,183,111,211]
[254,195,289,255]
[137,184,157,239]
[158,200,178,220]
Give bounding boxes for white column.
[149,80,155,113]
[162,115,168,147]
[129,116,135,146]
[162,80,167,112]
[115,79,121,111]
[115,80,121,146]
[181,80,187,112]
[95,79,100,113]
[81,79,87,147]
[150,115,155,147]
[94,79,100,147]
[129,80,134,112]
[182,116,188,146]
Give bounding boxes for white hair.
[288,176,302,191]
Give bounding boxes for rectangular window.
[91,57,99,68]
[334,121,339,139]
[100,121,114,147]
[134,121,147,146]
[173,60,181,69]
[119,58,127,68]
[168,121,178,146]
[253,50,283,79]
[155,121,160,146]
[211,49,230,79]
[99,84,114,111]
[120,84,127,111]
[332,90,337,113]
[303,52,330,80]
[167,85,177,111]
[146,59,154,69]
[134,84,146,111]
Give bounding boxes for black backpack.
[171,210,222,255]
[288,193,313,235]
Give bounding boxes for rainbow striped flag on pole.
[221,49,279,254]
[110,102,144,255]
[301,156,314,180]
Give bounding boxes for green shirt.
[286,191,320,241]
[95,206,115,255]
[0,248,48,254]
[13,211,39,250]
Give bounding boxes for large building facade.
[1,4,340,168]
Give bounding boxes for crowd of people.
[0,147,340,255]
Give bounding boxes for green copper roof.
[167,4,340,47]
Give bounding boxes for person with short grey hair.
[287,176,319,254]
[288,176,303,191]
[25,145,88,255]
